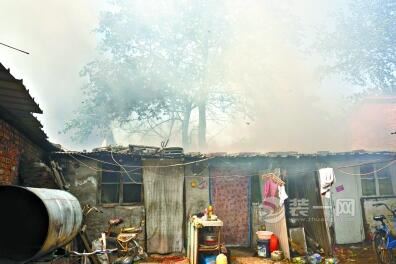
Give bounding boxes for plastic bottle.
[216,253,227,264]
[207,205,213,220]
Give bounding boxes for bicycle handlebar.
[373,203,396,216]
[69,248,117,256]
[373,203,385,206]
[83,204,103,217]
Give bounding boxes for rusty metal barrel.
[0,185,82,263]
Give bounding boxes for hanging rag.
[263,179,278,209]
[278,185,288,206]
[319,168,335,198]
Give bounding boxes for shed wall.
[58,158,145,243]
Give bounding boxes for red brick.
[0,118,45,185]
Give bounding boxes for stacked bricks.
[0,118,44,185]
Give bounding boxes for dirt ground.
[138,243,394,264]
[220,242,390,264]
[221,244,387,263]
[225,243,388,263]
[334,242,392,264]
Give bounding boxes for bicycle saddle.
[117,233,137,243]
[121,226,143,234]
[109,218,124,226]
[373,215,386,222]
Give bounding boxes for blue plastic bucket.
[257,239,270,258]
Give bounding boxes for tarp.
[143,159,184,253]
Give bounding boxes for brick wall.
[0,118,45,185]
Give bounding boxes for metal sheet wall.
[143,159,184,254]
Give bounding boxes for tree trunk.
[182,103,192,150]
[198,102,207,150]
[103,127,116,146]
[198,6,209,151]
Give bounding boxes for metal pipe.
[0,185,82,263]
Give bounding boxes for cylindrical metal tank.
[0,185,82,263]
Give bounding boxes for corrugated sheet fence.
[143,159,184,254]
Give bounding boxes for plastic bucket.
[256,231,273,240]
[257,239,270,258]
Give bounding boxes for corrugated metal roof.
[52,148,396,158]
[0,63,15,81]
[207,150,396,158]
[0,63,42,113]
[0,105,56,151]
[0,62,56,151]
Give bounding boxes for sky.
[0,0,369,153]
[0,0,104,150]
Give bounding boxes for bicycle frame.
[106,217,146,260]
[373,201,396,251]
[376,222,396,250]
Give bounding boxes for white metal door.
[332,168,365,244]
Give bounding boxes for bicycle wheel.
[373,231,394,264]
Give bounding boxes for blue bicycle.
[373,203,396,264]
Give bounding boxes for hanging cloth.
[319,167,335,198]
[143,159,184,254]
[262,179,278,209]
[278,185,288,206]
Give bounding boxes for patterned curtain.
[210,167,250,246]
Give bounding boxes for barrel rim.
[0,185,82,263]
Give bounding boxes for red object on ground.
[269,234,279,253]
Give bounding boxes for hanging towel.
[263,179,278,209]
[278,185,288,206]
[319,168,335,197]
